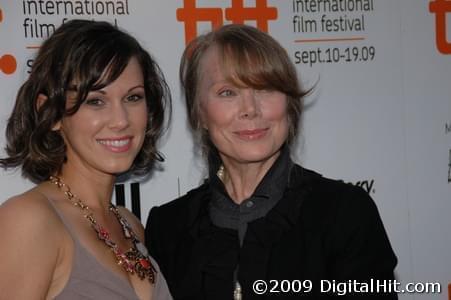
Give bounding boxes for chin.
[100,160,135,175]
[232,148,281,164]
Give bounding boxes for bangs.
[65,42,133,114]
[219,38,289,92]
[90,53,130,90]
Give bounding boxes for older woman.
[146,24,397,299]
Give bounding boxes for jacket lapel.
[239,166,320,286]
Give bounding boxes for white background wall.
[0,1,450,299]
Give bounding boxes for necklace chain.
[49,176,156,283]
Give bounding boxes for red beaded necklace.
[49,176,156,283]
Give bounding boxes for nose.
[108,101,130,130]
[239,89,260,119]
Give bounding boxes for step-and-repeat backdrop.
[0,1,450,299]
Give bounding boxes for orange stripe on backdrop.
[295,37,365,43]
[176,0,223,45]
[448,283,450,300]
[224,0,277,32]
[0,8,3,22]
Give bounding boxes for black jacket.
[145,165,398,299]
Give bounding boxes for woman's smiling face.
[198,46,289,166]
[57,57,148,175]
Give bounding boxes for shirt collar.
[208,145,293,231]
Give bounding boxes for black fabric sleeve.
[328,185,398,299]
[145,207,163,270]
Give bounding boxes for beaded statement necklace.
[49,176,156,283]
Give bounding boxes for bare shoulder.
[0,188,65,298]
[0,188,62,231]
[116,205,145,241]
[0,188,65,252]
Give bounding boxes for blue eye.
[218,89,235,97]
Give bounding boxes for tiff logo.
[114,182,142,220]
[429,0,451,54]
[177,0,278,44]
[354,179,375,194]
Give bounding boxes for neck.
[220,151,280,204]
[56,161,116,213]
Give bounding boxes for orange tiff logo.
[177,0,278,45]
[0,54,17,75]
[429,0,451,54]
[0,7,18,75]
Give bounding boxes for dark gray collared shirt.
[208,146,293,246]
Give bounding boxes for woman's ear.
[36,93,47,112]
[36,93,61,131]
[52,120,62,131]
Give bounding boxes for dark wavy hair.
[180,24,309,157]
[0,19,171,182]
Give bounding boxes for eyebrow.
[68,84,145,94]
[94,85,145,93]
[127,85,145,92]
[207,79,230,89]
